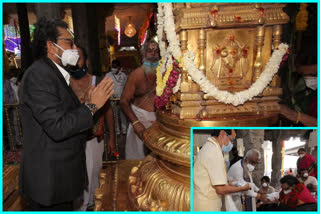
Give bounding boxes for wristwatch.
[85,103,98,115]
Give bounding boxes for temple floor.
[95,160,141,211]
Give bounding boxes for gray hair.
[140,40,159,57]
[245,149,261,159]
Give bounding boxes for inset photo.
[192,129,317,211]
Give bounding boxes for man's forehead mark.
[147,43,159,50]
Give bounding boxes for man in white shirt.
[106,60,128,135]
[227,149,263,211]
[193,130,250,211]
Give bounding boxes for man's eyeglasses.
[57,38,75,47]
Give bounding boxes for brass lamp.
[124,16,136,38]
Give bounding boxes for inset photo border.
[191,128,317,212]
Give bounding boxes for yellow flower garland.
[156,56,184,96]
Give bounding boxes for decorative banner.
[4,25,20,53]
[114,15,121,45]
[4,24,35,53]
[139,12,153,46]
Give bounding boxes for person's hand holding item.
[240,183,250,191]
[245,189,258,197]
[266,192,280,201]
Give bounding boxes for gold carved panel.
[206,28,255,91]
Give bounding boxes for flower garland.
[155,59,181,109]
[156,3,289,106]
[155,3,183,97]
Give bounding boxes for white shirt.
[303,176,318,187]
[105,71,127,98]
[52,60,70,85]
[227,159,259,211]
[193,137,227,211]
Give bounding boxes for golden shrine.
[95,3,289,211]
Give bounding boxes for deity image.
[210,34,249,80]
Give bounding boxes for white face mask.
[283,189,292,194]
[54,43,79,66]
[303,172,309,177]
[299,154,305,158]
[304,76,317,90]
[262,182,268,188]
[247,163,255,172]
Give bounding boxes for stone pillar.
[16,3,33,69]
[96,4,114,73]
[265,129,282,188]
[72,4,114,75]
[240,129,265,186]
[35,3,62,20]
[306,130,317,161]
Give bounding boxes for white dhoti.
[74,137,104,211]
[125,105,156,160]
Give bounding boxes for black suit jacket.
[19,57,93,205]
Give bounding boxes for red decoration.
[280,48,290,68]
[234,15,242,22]
[114,152,119,158]
[257,7,265,16]
[139,12,154,45]
[155,58,182,109]
[242,47,249,58]
[231,49,238,56]
[211,8,218,16]
[215,47,222,55]
[227,79,234,85]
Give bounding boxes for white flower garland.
[157,3,289,106]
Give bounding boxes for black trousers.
[29,199,73,211]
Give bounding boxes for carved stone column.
[265,129,282,188]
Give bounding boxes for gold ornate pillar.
[253,26,265,82]
[180,30,189,93]
[270,25,283,87]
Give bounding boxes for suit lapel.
[43,57,81,105]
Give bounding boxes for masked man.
[19,17,114,211]
[227,149,263,211]
[193,130,250,211]
[105,60,128,158]
[120,40,159,160]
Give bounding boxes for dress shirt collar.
[52,60,70,85]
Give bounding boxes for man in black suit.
[19,17,114,211]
